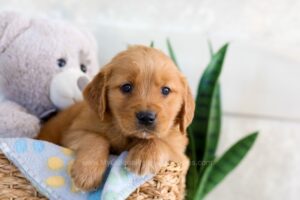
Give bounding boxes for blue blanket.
[0,138,154,200]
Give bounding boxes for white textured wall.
[0,1,299,199]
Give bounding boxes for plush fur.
[0,11,99,137]
[38,45,195,191]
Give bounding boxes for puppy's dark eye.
[120,83,133,93]
[161,87,171,96]
[57,58,66,68]
[80,64,87,73]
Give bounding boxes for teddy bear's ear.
[80,29,98,50]
[0,11,31,54]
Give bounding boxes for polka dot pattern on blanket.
[13,139,76,191]
[0,138,154,200]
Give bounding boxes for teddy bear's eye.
[80,64,87,73]
[57,58,66,68]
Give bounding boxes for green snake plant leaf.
[208,40,214,58]
[202,83,221,162]
[189,44,228,168]
[195,132,259,199]
[186,126,199,200]
[186,84,221,199]
[166,38,179,67]
[150,41,154,48]
[186,44,227,199]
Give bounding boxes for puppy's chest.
[107,133,132,154]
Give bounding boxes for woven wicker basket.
[0,152,184,200]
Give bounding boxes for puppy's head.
[84,45,195,139]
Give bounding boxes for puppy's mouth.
[140,129,155,139]
[130,127,156,139]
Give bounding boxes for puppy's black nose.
[136,111,156,126]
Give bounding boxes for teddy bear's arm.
[0,100,40,138]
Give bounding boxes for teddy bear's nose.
[77,76,89,91]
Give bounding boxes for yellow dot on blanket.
[48,157,64,170]
[61,147,73,156]
[46,176,65,187]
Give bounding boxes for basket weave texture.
[0,152,184,200]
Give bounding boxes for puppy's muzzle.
[136,111,156,127]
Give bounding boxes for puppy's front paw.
[70,158,106,191]
[125,141,168,175]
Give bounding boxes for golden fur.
[38,45,195,191]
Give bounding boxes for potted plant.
[164,40,259,200]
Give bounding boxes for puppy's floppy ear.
[178,78,195,134]
[83,68,109,120]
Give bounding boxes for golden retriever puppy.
[38,45,195,191]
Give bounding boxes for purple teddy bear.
[0,12,99,138]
